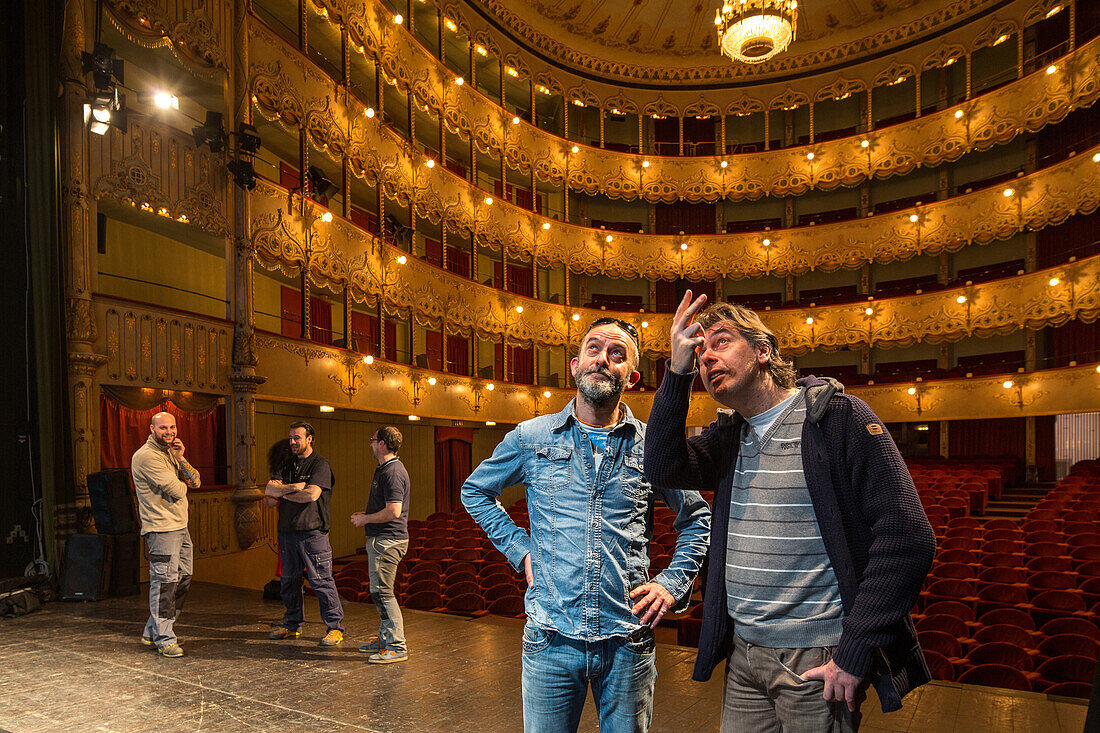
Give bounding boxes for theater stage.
[0,583,1088,732]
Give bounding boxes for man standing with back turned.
[644,293,935,731]
[131,411,201,658]
[351,425,411,664]
[463,317,711,733]
[265,421,345,647]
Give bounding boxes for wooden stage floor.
[0,583,1089,732]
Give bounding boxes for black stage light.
[81,42,124,90]
[306,165,334,197]
[84,88,127,135]
[227,159,256,191]
[192,111,226,152]
[237,123,261,154]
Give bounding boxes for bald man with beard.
[131,411,201,658]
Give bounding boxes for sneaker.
[320,629,344,647]
[368,650,408,664]
[358,637,382,653]
[143,635,182,647]
[269,626,301,640]
[158,643,184,658]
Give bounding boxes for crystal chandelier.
[715,0,799,65]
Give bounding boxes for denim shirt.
[462,399,711,641]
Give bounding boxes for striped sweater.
[726,389,843,648]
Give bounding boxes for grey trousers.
[720,634,859,733]
[143,528,193,648]
[366,536,409,654]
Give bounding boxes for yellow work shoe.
[320,628,344,647]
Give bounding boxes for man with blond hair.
[131,411,201,658]
[645,294,935,731]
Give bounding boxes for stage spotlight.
[153,92,179,110]
[83,88,127,135]
[236,123,262,154]
[192,111,226,152]
[307,165,334,197]
[81,42,124,90]
[227,159,256,191]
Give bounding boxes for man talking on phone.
[131,411,202,658]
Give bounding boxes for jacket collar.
[549,397,642,437]
[714,375,844,427]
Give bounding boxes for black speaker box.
[87,469,138,534]
[107,534,141,597]
[60,534,109,601]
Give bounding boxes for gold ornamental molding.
[103,0,230,76]
[90,118,231,237]
[267,6,1100,203]
[319,0,1061,102]
[253,330,1100,424]
[248,180,1100,357]
[247,29,1100,282]
[96,296,233,393]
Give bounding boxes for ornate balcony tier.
[252,9,1100,203]
[254,331,1100,424]
[249,30,1100,281]
[249,179,1100,357]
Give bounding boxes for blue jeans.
[521,624,657,733]
[278,530,344,632]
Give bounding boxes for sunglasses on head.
[588,317,639,344]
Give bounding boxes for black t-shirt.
[364,457,410,540]
[277,452,334,533]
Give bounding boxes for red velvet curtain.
[1045,319,1100,367]
[310,297,332,345]
[447,335,469,376]
[512,346,534,384]
[434,427,472,514]
[655,202,716,235]
[948,416,1056,483]
[426,330,443,371]
[100,394,226,486]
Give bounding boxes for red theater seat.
[1067,534,1100,549]
[1034,655,1096,690]
[922,650,957,682]
[983,528,1023,542]
[957,664,1031,691]
[923,601,977,624]
[404,590,443,610]
[978,567,1026,586]
[1021,519,1059,534]
[938,549,979,566]
[939,537,980,552]
[972,624,1034,649]
[486,595,525,617]
[443,593,485,615]
[922,579,978,610]
[1044,682,1092,698]
[980,553,1024,570]
[932,562,977,580]
[983,519,1020,531]
[1027,571,1079,598]
[977,584,1031,617]
[917,630,964,660]
[978,608,1036,631]
[916,614,971,640]
[1037,634,1100,661]
[1039,617,1100,640]
[966,642,1034,672]
[1025,557,1074,574]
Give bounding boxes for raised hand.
[670,290,707,374]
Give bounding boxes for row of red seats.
[917,608,1099,695]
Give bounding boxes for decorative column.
[59,0,106,542]
[229,0,266,550]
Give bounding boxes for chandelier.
[715,0,799,65]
